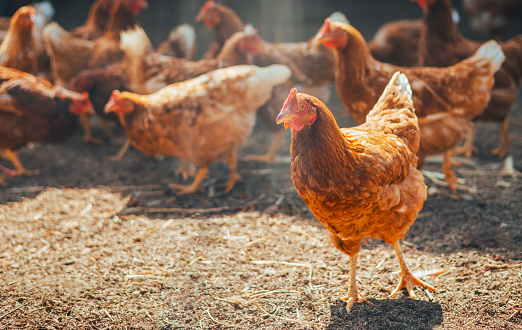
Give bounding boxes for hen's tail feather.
[365,71,420,154]
[120,26,153,64]
[470,39,505,73]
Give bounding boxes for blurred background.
[2,0,521,59]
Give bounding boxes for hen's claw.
[389,273,437,298]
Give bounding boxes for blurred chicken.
[463,0,521,40]
[69,0,114,40]
[120,26,217,95]
[104,64,291,195]
[43,0,148,88]
[0,0,54,44]
[71,61,128,145]
[156,23,197,60]
[369,19,423,67]
[220,13,349,163]
[0,66,94,176]
[196,0,244,59]
[417,0,522,158]
[316,19,504,192]
[277,72,434,312]
[0,5,50,77]
[368,9,460,67]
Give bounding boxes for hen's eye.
[298,103,306,111]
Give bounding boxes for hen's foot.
[342,290,373,313]
[169,183,204,195]
[107,139,131,162]
[170,167,208,195]
[175,161,196,181]
[389,273,437,299]
[224,173,241,192]
[492,134,514,158]
[5,149,40,176]
[84,135,105,145]
[442,150,461,193]
[243,153,275,163]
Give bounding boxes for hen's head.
[11,5,36,31]
[238,24,262,55]
[315,18,348,49]
[104,90,134,115]
[119,0,148,16]
[70,93,95,116]
[196,0,220,28]
[276,88,318,131]
[414,0,437,8]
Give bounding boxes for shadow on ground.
[328,298,443,330]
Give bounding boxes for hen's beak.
[276,111,296,130]
[104,103,117,114]
[315,33,328,46]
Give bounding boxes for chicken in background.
[0,66,94,177]
[119,26,217,95]
[368,8,460,67]
[69,0,115,40]
[0,0,54,44]
[156,24,197,60]
[277,72,435,312]
[316,19,505,192]
[71,61,128,146]
[218,12,349,163]
[368,19,423,67]
[0,5,50,78]
[416,0,522,158]
[43,0,148,88]
[463,0,521,41]
[104,64,291,195]
[196,0,244,59]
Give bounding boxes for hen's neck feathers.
[214,5,244,45]
[333,25,374,91]
[102,2,136,40]
[85,0,110,32]
[423,0,465,44]
[291,102,357,170]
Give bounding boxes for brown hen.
[277,72,434,312]
[195,0,244,60]
[416,0,522,158]
[0,66,94,176]
[316,19,504,192]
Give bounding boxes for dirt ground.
[1,0,522,329]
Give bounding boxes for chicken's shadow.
[327,297,442,330]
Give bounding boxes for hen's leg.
[492,118,512,158]
[343,252,368,312]
[442,149,459,193]
[454,122,477,158]
[169,167,208,195]
[389,240,437,298]
[329,235,368,312]
[80,115,103,145]
[225,151,241,192]
[175,160,196,180]
[244,130,284,163]
[107,139,131,162]
[100,118,115,140]
[5,149,40,176]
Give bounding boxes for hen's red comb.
[200,0,215,13]
[282,88,298,110]
[319,18,331,35]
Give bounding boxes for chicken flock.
[0,0,521,313]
